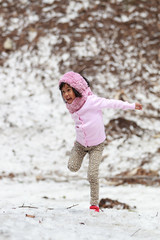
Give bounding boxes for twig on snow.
[26,214,35,218]
[66,204,79,209]
[19,205,38,209]
[131,228,141,237]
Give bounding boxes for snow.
[1,181,160,240]
[1,49,160,238]
[0,1,160,239]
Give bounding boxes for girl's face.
[61,83,76,104]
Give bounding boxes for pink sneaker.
[90,205,99,212]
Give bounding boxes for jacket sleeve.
[91,95,135,110]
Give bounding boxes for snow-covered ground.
[1,180,160,240]
[0,0,160,239]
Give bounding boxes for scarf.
[66,87,92,113]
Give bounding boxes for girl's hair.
[80,75,90,87]
[59,75,90,98]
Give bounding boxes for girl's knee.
[68,162,80,172]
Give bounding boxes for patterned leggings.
[68,141,104,206]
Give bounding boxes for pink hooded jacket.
[59,71,135,147]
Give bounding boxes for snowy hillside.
[0,0,160,239]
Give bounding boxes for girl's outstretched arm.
[135,102,142,110]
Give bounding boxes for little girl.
[59,71,142,212]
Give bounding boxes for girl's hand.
[135,102,142,110]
